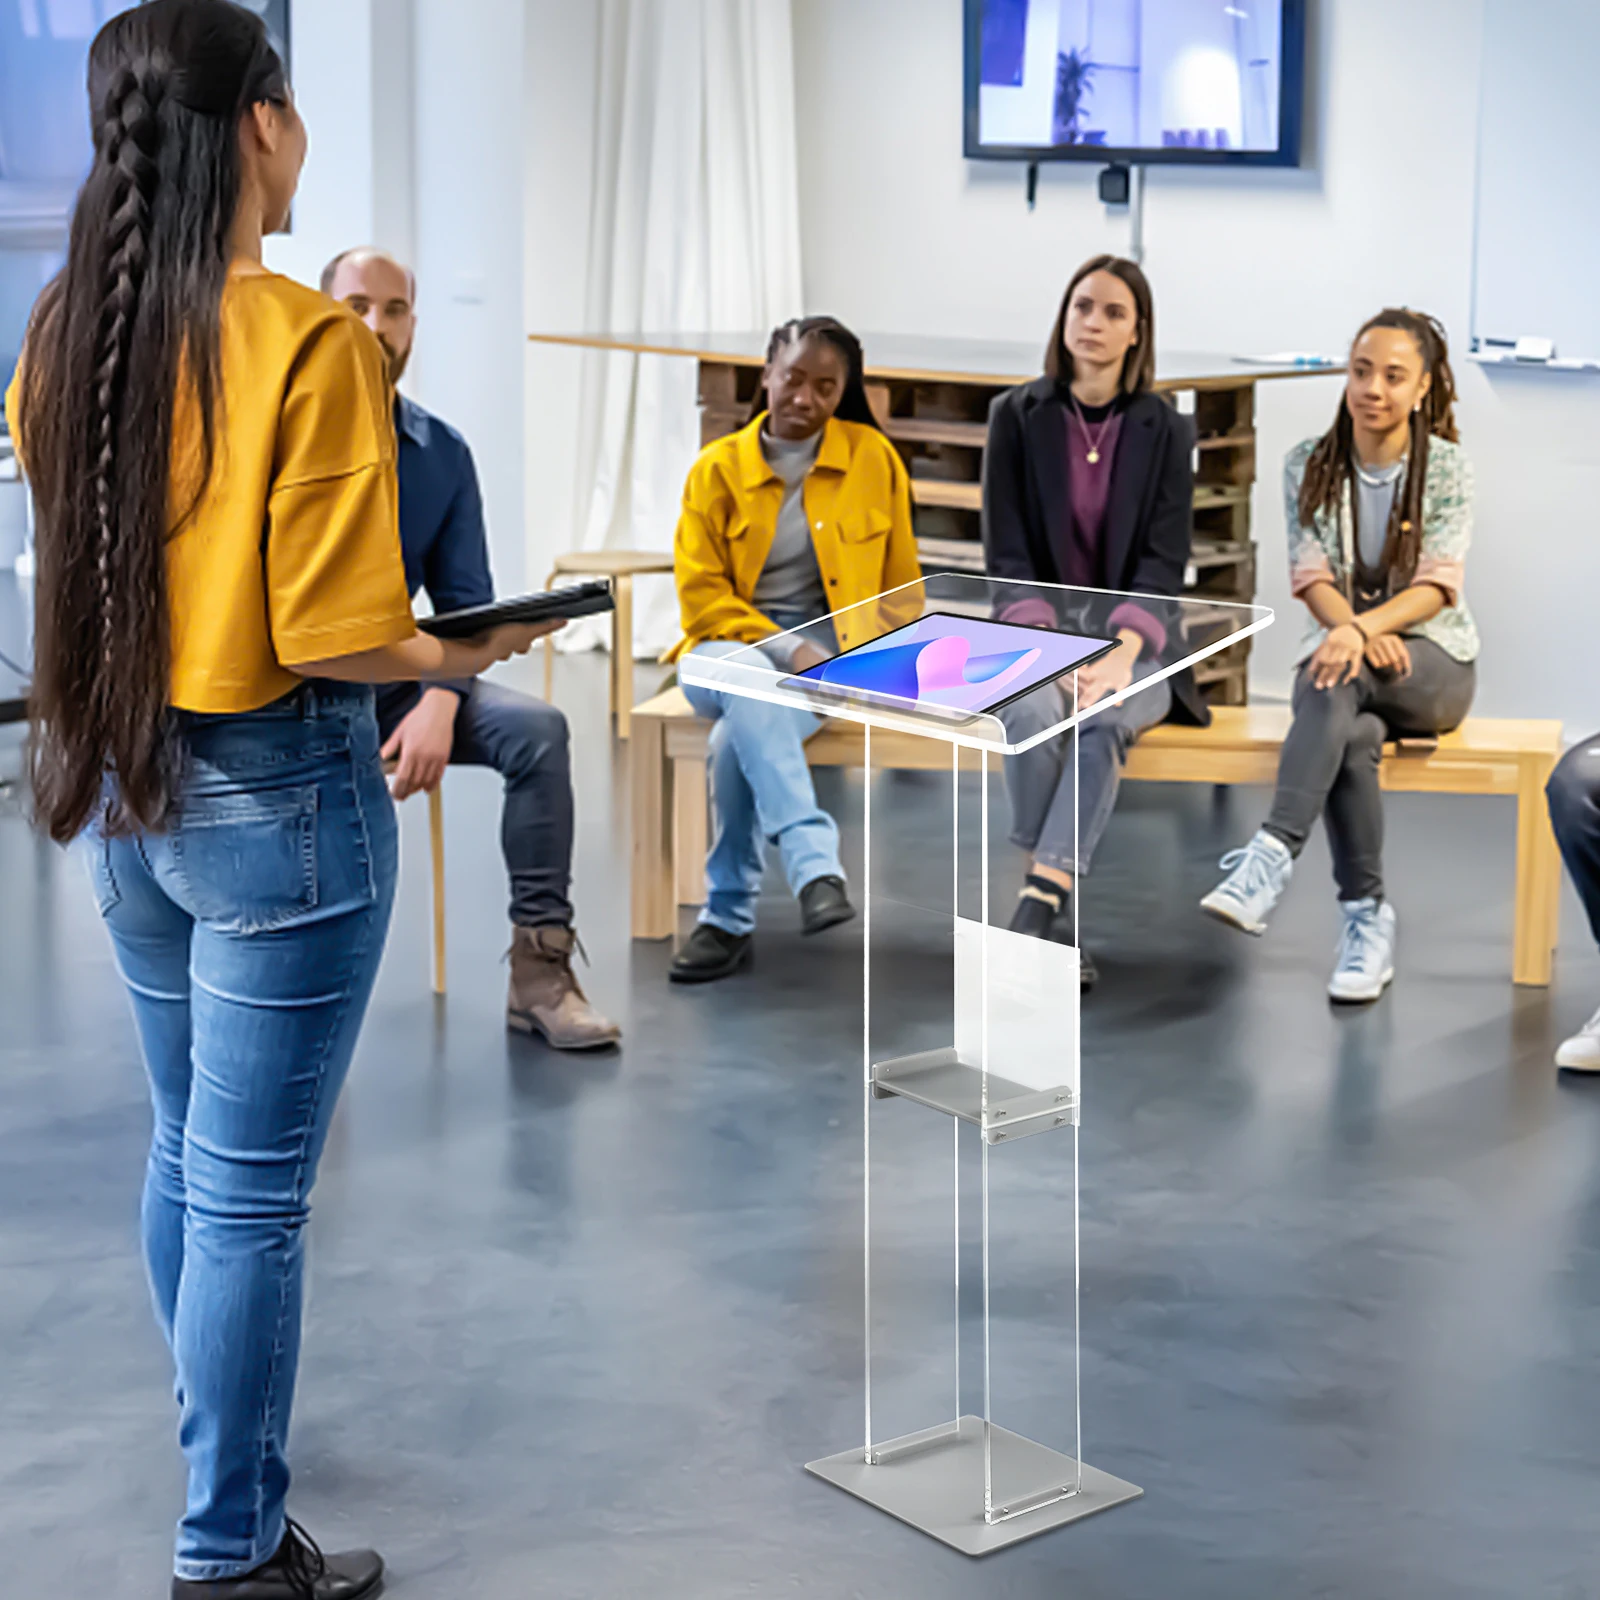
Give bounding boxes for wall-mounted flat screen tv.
[965,0,1305,166]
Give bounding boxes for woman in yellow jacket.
[669,317,920,983]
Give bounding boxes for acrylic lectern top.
[677,573,1272,754]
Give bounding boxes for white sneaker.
[1328,898,1396,1003]
[1200,830,1294,935]
[1555,1005,1600,1071]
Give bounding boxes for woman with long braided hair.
[667,316,920,982]
[1202,309,1478,1003]
[6,4,548,1594]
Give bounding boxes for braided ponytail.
[90,67,167,684]
[1296,306,1459,595]
[18,0,287,843]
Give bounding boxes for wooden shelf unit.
[697,360,1269,706]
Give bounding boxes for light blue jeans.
[84,682,397,1582]
[681,636,844,936]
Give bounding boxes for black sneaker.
[172,1520,383,1600]
[799,875,855,935]
[669,923,752,983]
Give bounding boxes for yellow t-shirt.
[4,263,416,713]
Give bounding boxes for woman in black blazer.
[982,254,1200,988]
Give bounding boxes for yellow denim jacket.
[668,413,922,661]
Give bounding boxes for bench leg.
[631,711,675,939]
[613,574,635,741]
[1514,754,1561,987]
[427,784,447,995]
[673,755,708,907]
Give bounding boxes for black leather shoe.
[173,1521,383,1600]
[1042,905,1098,990]
[1074,944,1099,991]
[1008,887,1061,940]
[669,923,752,983]
[1008,889,1097,990]
[799,875,855,935]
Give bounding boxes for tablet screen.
[790,612,1117,719]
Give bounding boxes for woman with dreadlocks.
[1201,309,1477,1002]
[6,3,548,1592]
[667,316,920,983]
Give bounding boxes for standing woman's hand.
[438,619,563,678]
[1308,622,1366,690]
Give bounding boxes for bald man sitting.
[324,248,619,1050]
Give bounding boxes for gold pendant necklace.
[1073,398,1112,466]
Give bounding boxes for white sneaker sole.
[1199,893,1267,937]
[1328,965,1395,1004]
[1555,1041,1600,1071]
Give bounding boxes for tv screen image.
[965,0,1304,166]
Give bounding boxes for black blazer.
[981,378,1207,726]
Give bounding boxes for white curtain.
[560,0,803,658]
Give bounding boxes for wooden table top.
[528,330,1343,391]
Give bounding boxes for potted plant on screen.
[1053,48,1095,144]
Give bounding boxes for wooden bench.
[630,689,1565,986]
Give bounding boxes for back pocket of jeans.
[172,785,318,934]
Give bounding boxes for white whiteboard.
[1473,0,1600,361]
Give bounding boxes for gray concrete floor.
[3,653,1600,1598]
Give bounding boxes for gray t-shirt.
[752,428,826,618]
[1353,456,1404,573]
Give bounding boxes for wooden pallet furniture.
[530,331,1340,707]
[629,688,1563,987]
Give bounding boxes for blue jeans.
[376,679,573,927]
[85,682,397,1582]
[681,638,844,936]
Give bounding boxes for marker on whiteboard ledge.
[1235,351,1340,368]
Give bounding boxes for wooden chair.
[629,689,1566,987]
[384,762,449,996]
[542,549,674,740]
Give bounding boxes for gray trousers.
[1001,670,1173,877]
[1264,637,1476,901]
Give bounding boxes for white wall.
[263,0,378,289]
[792,0,1600,733]
[411,0,528,593]
[265,0,526,594]
[522,0,600,589]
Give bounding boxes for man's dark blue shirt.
[395,394,494,697]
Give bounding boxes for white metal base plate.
[805,1415,1142,1556]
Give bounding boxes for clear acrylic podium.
[680,574,1271,1555]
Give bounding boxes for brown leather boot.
[507,926,621,1050]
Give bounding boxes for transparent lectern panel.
[984,1124,1088,1521]
[953,917,1079,1138]
[677,572,1271,754]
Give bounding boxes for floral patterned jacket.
[1285,434,1479,665]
